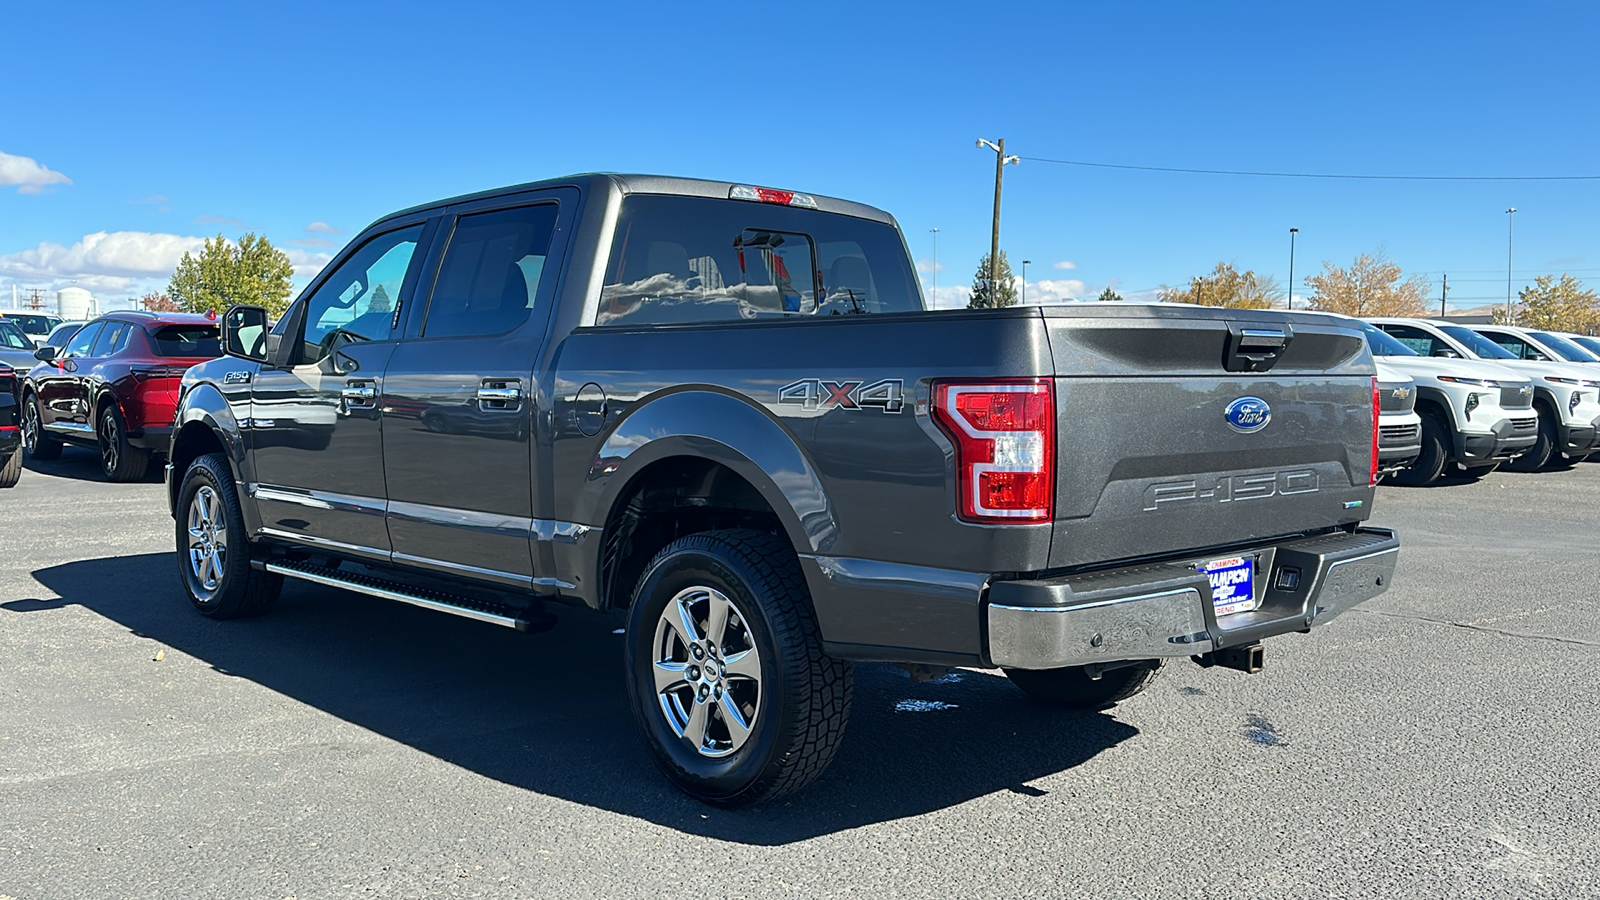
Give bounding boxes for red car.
[21,311,220,481]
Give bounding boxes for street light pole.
[1287,228,1299,310]
[1505,208,1517,323]
[977,138,1019,302]
[1022,260,1032,305]
[929,227,939,306]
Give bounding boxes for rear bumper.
[126,423,172,453]
[985,528,1399,670]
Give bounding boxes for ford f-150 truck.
[167,174,1399,806]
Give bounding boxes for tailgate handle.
[1224,323,1293,372]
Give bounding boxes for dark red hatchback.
[21,311,220,481]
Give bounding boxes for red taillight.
[1370,376,1381,487]
[932,380,1055,523]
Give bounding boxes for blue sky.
[3,0,1598,313]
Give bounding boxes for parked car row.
[13,311,221,481]
[1349,317,1600,486]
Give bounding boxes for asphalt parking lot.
[2,448,1597,899]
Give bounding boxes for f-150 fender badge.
[1224,396,1271,433]
[223,371,253,385]
[779,378,904,413]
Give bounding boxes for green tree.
[1156,262,1280,309]
[368,284,392,314]
[1096,287,1123,302]
[167,233,295,318]
[968,251,1018,309]
[1305,252,1429,317]
[1495,274,1599,331]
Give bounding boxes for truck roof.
[376,173,898,232]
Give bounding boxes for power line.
[1018,156,1600,181]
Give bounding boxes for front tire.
[623,529,852,807]
[1389,410,1448,486]
[98,403,150,482]
[1505,409,1556,472]
[1004,661,1164,709]
[21,396,62,461]
[176,452,280,619]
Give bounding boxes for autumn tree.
[139,291,180,312]
[968,251,1018,309]
[1156,262,1280,309]
[1097,287,1123,302]
[1495,274,1599,331]
[1305,253,1429,317]
[167,233,295,318]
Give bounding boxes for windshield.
[1357,321,1418,357]
[0,320,32,350]
[1568,335,1600,358]
[5,314,59,336]
[1529,331,1600,362]
[1438,325,1517,359]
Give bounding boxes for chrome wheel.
[652,586,762,758]
[186,485,227,598]
[99,410,119,473]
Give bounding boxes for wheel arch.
[167,383,252,517]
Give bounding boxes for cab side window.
[295,224,425,363]
[1380,324,1449,357]
[62,323,103,359]
[422,204,559,339]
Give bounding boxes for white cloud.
[926,285,972,310]
[0,231,207,282]
[284,248,333,281]
[1016,277,1091,305]
[306,221,342,235]
[917,258,947,274]
[1053,261,1078,270]
[0,151,72,194]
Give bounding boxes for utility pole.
[929,227,939,305]
[1440,274,1448,318]
[1022,260,1032,305]
[1505,208,1517,323]
[24,288,45,311]
[977,138,1019,303]
[1287,228,1299,310]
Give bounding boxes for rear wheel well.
[599,457,790,613]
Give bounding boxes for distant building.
[56,286,96,319]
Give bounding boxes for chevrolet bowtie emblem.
[1391,388,1410,400]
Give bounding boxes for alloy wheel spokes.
[651,585,762,758]
[187,486,223,594]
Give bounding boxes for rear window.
[598,194,922,326]
[151,324,221,358]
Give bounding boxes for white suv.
[1369,318,1600,471]
[1357,319,1537,484]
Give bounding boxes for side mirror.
[33,346,57,363]
[222,305,270,363]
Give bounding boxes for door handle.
[341,381,377,413]
[477,380,524,411]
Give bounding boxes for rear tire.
[21,396,62,461]
[98,403,151,482]
[1505,408,1556,472]
[0,445,21,487]
[175,452,280,619]
[1389,411,1448,486]
[623,528,852,807]
[1004,661,1164,709]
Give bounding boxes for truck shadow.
[19,552,1137,845]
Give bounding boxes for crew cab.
[1369,318,1600,470]
[21,311,221,481]
[167,174,1400,806]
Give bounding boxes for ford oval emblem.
[1225,397,1272,433]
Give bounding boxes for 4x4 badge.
[779,378,904,413]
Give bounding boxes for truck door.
[380,191,574,589]
[247,221,431,559]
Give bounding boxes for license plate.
[1200,556,1258,616]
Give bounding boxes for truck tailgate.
[1043,306,1375,568]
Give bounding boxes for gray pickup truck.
[168,174,1399,806]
